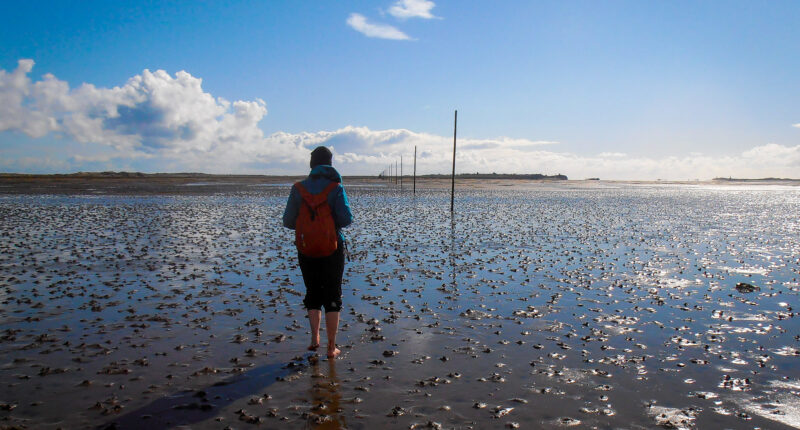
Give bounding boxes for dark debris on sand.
[0,182,798,429]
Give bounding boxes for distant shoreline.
[391,173,568,180]
[0,171,567,180]
[0,172,798,195]
[712,177,800,182]
[2,171,798,181]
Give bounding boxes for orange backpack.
[294,181,339,257]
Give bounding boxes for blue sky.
[1,0,799,179]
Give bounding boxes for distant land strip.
[0,171,275,178]
[0,171,567,195]
[1,171,567,180]
[384,173,568,180]
[712,177,800,182]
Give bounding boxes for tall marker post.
[413,145,417,195]
[450,110,457,213]
[401,156,403,189]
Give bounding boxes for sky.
[1,0,799,179]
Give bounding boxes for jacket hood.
[309,165,342,183]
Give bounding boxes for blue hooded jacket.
[282,165,353,244]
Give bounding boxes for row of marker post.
[381,110,457,212]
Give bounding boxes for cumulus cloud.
[346,13,411,40]
[2,59,799,180]
[740,143,800,167]
[0,59,59,137]
[185,126,800,180]
[388,0,437,19]
[0,59,267,156]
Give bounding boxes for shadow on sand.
[100,354,313,429]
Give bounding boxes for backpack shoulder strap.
[295,181,337,208]
[294,182,314,207]
[321,181,339,198]
[294,182,311,200]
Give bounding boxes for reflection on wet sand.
[306,358,346,429]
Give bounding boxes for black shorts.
[298,243,344,313]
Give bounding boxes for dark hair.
[310,146,333,168]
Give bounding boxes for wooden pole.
[450,110,457,213]
[413,145,417,195]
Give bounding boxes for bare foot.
[327,345,341,358]
[308,343,319,351]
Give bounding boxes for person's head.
[310,146,333,168]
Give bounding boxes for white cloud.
[598,152,627,158]
[2,59,799,180]
[181,126,800,180]
[0,59,267,156]
[793,123,800,128]
[388,0,437,19]
[346,13,411,40]
[0,59,59,137]
[741,143,800,167]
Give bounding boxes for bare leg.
[308,309,321,350]
[326,311,341,358]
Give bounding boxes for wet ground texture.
[1,181,799,429]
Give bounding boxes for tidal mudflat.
[1,181,798,429]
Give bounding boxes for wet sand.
[3,173,794,195]
[1,178,799,429]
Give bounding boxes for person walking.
[283,146,353,358]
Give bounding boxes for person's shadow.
[304,358,346,429]
[99,354,312,430]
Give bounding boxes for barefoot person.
[283,146,353,358]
